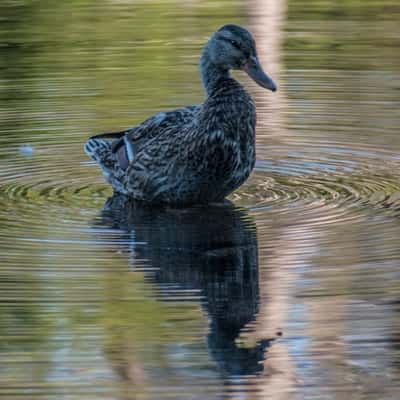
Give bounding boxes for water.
[1,0,400,399]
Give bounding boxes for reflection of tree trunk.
[250,0,286,73]
[303,229,361,399]
[248,0,288,140]
[245,1,301,399]
[257,232,306,400]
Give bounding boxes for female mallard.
[85,24,276,206]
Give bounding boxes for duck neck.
[200,50,229,96]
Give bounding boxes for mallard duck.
[85,24,276,206]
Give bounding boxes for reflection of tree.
[0,271,53,384]
[246,2,301,399]
[96,195,273,384]
[0,0,244,150]
[286,0,400,71]
[244,1,400,398]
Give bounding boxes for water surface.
[1,0,400,399]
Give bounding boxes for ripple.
[0,3,400,398]
[234,144,400,224]
[1,142,400,239]
[0,146,111,248]
[1,156,107,207]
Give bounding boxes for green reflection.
[0,1,243,398]
[0,0,243,148]
[1,0,400,399]
[285,0,400,70]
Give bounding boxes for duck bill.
[242,56,277,92]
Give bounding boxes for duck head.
[201,24,277,92]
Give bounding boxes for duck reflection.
[97,194,272,377]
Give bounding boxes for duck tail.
[84,137,114,165]
[84,131,125,161]
[84,133,131,195]
[85,137,121,185]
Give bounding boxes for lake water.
[1,0,400,399]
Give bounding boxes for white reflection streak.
[250,0,287,139]
[246,1,302,399]
[246,3,350,399]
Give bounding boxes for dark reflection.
[97,194,272,377]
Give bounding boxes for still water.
[1,0,400,399]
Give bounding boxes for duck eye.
[230,40,240,49]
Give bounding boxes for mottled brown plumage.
[85,24,276,206]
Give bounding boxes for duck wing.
[89,105,199,171]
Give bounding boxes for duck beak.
[241,56,277,92]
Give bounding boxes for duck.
[84,24,277,206]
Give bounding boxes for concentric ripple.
[236,144,400,223]
[1,141,400,239]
